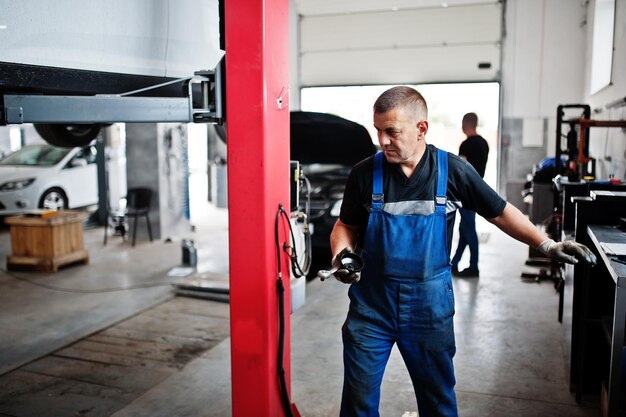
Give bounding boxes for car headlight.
[329,199,343,217]
[0,178,36,191]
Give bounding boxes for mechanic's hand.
[332,247,361,284]
[537,239,597,265]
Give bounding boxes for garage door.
[297,0,502,86]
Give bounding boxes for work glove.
[332,247,361,284]
[537,239,597,266]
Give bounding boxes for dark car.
[290,111,377,269]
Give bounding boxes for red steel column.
[225,0,292,416]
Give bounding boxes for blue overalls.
[340,149,457,417]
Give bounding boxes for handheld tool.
[318,251,364,281]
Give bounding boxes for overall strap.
[372,152,384,209]
[435,149,448,214]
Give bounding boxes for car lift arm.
[2,69,223,125]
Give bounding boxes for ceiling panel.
[294,0,499,17]
[296,0,503,86]
[301,43,500,86]
[301,4,501,53]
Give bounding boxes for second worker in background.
[450,112,489,278]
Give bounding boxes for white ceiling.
[294,0,501,16]
[294,0,503,86]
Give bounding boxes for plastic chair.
[126,187,154,247]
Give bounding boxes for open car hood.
[290,111,377,166]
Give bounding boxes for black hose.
[276,207,284,276]
[276,277,294,417]
[299,174,313,276]
[279,171,313,279]
[278,207,310,278]
[275,204,295,417]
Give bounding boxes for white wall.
[502,0,587,119]
[499,0,588,195]
[584,0,626,180]
[500,0,625,190]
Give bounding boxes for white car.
[0,144,98,215]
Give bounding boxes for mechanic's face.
[374,107,428,166]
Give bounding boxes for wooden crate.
[5,210,89,272]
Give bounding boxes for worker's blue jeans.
[451,208,478,270]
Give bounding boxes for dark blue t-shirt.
[460,135,489,178]
[339,144,506,253]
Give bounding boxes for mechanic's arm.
[487,203,595,265]
[330,219,359,258]
[487,203,546,248]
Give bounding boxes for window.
[590,0,616,94]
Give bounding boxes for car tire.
[39,188,68,211]
[34,124,101,148]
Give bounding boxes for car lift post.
[225,0,292,416]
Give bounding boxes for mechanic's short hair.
[373,86,428,120]
[462,112,478,128]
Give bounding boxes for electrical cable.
[280,209,310,278]
[272,169,314,416]
[163,0,171,77]
[0,268,174,293]
[274,203,296,417]
[118,76,193,97]
[299,174,313,276]
[278,170,313,278]
[281,176,312,278]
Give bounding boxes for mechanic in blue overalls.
[329,86,596,417]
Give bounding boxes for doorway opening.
[300,83,500,190]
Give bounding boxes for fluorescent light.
[0,25,8,30]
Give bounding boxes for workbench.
[577,224,626,416]
[559,182,626,233]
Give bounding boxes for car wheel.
[34,124,101,147]
[39,188,68,211]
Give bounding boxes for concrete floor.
[0,205,601,417]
